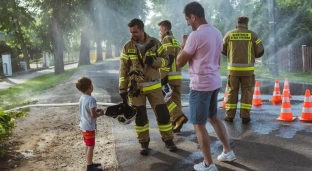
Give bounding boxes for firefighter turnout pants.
[225,74,255,119]
[166,99,183,123]
[131,89,174,143]
[170,84,182,109]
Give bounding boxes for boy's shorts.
[189,88,220,124]
[82,130,95,146]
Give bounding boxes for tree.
[0,0,35,69]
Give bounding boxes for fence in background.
[278,46,312,72]
[30,51,116,69]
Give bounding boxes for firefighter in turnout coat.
[119,18,177,155]
[222,16,264,124]
[158,20,188,132]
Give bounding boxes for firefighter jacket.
[160,31,182,85]
[119,32,170,95]
[222,24,264,76]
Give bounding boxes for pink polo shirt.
[184,24,222,91]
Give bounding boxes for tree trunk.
[96,36,103,62]
[52,9,65,75]
[78,26,91,66]
[106,41,112,59]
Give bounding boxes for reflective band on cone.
[299,89,312,122]
[220,84,228,108]
[276,91,296,121]
[252,81,262,106]
[270,80,282,105]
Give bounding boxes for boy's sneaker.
[92,163,101,167]
[86,166,103,171]
[140,142,149,155]
[217,150,236,162]
[164,139,178,152]
[194,162,218,171]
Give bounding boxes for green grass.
[182,58,312,83]
[0,68,78,110]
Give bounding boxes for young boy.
[76,76,104,171]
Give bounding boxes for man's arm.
[177,34,193,68]
[177,50,192,68]
[119,45,130,94]
[254,34,264,58]
[221,34,228,56]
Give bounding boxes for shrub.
[0,108,28,156]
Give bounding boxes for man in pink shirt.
[177,2,236,171]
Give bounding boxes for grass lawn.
[0,68,78,110]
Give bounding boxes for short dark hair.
[183,1,205,18]
[76,76,92,93]
[158,20,172,30]
[128,18,144,29]
[237,16,249,24]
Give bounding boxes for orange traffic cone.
[270,80,282,105]
[220,84,228,108]
[299,89,312,122]
[252,81,262,106]
[283,78,292,98]
[276,91,296,121]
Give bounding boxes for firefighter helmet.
[116,105,137,125]
[162,83,173,103]
[105,103,137,125]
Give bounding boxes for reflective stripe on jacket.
[222,25,264,76]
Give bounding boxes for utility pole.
[268,0,279,76]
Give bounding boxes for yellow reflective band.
[226,104,237,109]
[229,33,251,40]
[128,49,136,53]
[160,67,170,72]
[255,38,261,44]
[241,103,252,110]
[168,75,182,80]
[158,45,165,54]
[248,41,252,63]
[229,41,233,63]
[146,51,156,56]
[119,77,125,82]
[135,123,149,133]
[158,123,173,132]
[142,82,161,92]
[228,66,254,71]
[121,53,129,60]
[161,58,165,67]
[168,102,177,113]
[172,39,180,46]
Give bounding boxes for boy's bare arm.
[90,108,104,118]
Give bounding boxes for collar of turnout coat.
[161,30,173,39]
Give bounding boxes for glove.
[144,56,154,65]
[161,75,168,86]
[120,92,128,105]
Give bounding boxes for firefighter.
[119,18,177,156]
[158,20,188,132]
[222,16,264,124]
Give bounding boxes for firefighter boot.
[164,139,178,152]
[173,115,188,133]
[140,142,149,156]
